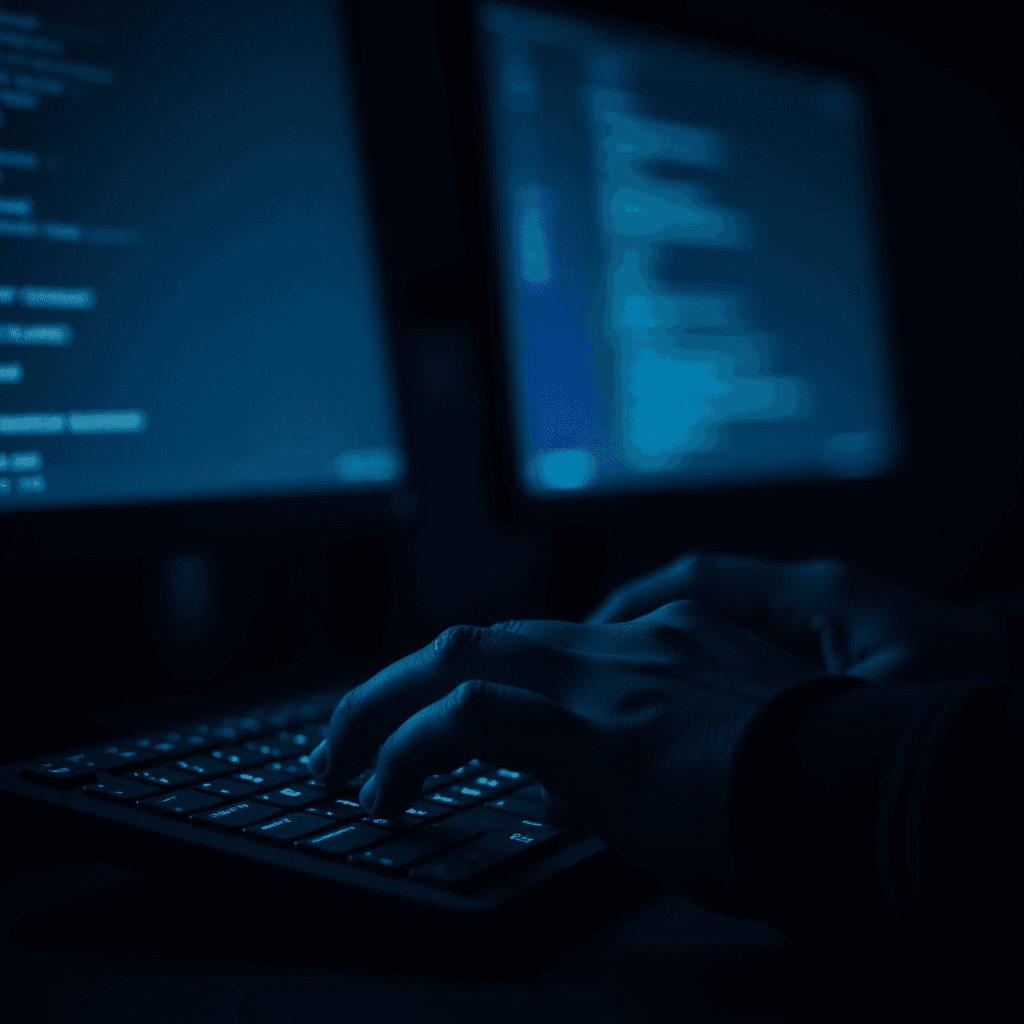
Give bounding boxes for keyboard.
[0,682,611,913]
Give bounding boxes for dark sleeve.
[727,674,1024,948]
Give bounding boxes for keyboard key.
[96,744,164,768]
[208,745,266,768]
[191,801,278,833]
[130,738,190,760]
[85,778,161,803]
[261,758,312,779]
[360,814,423,833]
[193,722,250,744]
[348,823,475,874]
[71,749,137,772]
[401,800,455,823]
[424,790,480,810]
[194,778,260,799]
[230,768,292,788]
[440,806,524,836]
[491,768,534,785]
[460,773,523,796]
[256,784,321,809]
[20,758,98,789]
[304,797,367,822]
[484,796,560,827]
[420,772,455,793]
[295,821,389,860]
[237,738,297,761]
[160,730,210,750]
[172,754,234,778]
[218,715,266,737]
[126,766,197,788]
[408,824,559,890]
[139,790,224,816]
[441,783,490,804]
[243,812,332,846]
[269,730,321,757]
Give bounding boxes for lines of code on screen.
[0,0,404,508]
[480,2,899,496]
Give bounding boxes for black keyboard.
[0,682,608,912]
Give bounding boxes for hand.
[586,552,1005,685]
[310,602,818,886]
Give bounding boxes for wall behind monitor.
[1,0,1020,760]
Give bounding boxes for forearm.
[727,674,1023,943]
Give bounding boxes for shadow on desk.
[4,856,1010,1023]
[1,853,786,1024]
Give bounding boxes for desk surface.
[2,858,789,1024]
[5,856,1006,1023]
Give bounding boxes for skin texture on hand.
[585,552,1005,686]
[310,600,819,887]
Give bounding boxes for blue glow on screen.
[480,2,899,496]
[0,0,404,508]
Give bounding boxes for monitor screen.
[479,1,899,497]
[0,0,405,509]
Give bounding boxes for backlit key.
[295,822,388,860]
[242,812,331,846]
[191,801,277,832]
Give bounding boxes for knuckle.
[430,624,487,663]
[670,550,714,584]
[446,678,497,721]
[334,686,364,721]
[643,601,703,642]
[662,597,705,622]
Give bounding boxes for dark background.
[2,0,1021,763]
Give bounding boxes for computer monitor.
[0,0,405,510]
[476,1,900,499]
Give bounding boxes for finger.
[587,551,869,644]
[489,617,623,651]
[359,679,589,817]
[313,624,577,788]
[585,562,692,625]
[585,551,784,626]
[586,551,898,673]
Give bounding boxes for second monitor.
[479,1,899,498]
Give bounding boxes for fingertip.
[309,741,329,781]
[359,773,378,814]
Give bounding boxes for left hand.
[310,601,818,886]
[585,551,1005,685]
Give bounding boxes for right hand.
[585,552,1005,686]
[310,601,819,886]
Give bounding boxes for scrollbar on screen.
[479,1,899,497]
[0,0,404,508]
